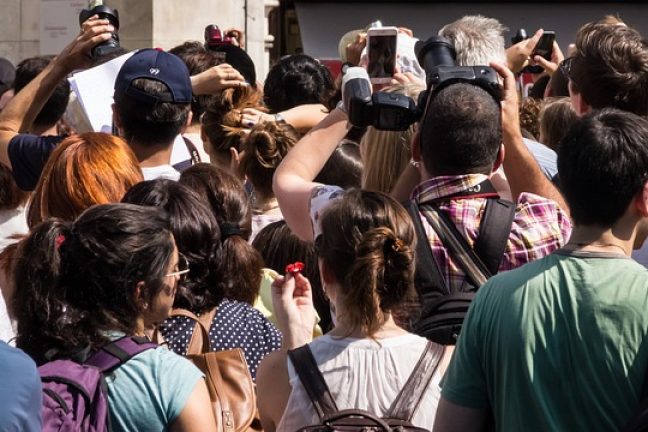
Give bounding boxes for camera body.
[204,25,235,49]
[346,35,501,131]
[79,5,120,58]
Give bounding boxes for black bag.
[406,186,516,345]
[287,341,443,431]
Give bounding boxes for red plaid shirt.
[411,174,571,291]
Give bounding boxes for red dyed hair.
[28,132,143,228]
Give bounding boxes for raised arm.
[0,16,114,169]
[490,61,569,214]
[273,108,350,241]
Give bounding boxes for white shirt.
[277,333,442,431]
[141,165,180,181]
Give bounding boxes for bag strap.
[288,344,339,420]
[473,199,517,275]
[405,199,450,301]
[387,342,444,421]
[85,336,157,373]
[169,308,218,355]
[172,136,202,172]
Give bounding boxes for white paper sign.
[40,0,87,55]
[68,51,134,132]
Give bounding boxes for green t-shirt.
[442,250,648,432]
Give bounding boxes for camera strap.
[429,179,499,202]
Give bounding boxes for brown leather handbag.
[157,308,260,432]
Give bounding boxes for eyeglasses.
[559,57,573,80]
[165,253,190,283]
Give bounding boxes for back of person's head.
[439,15,507,66]
[201,86,265,164]
[420,83,501,176]
[317,190,415,336]
[27,132,143,229]
[14,203,174,363]
[558,109,648,227]
[519,97,543,141]
[361,84,423,193]
[113,49,192,148]
[263,54,335,112]
[314,140,363,189]
[539,97,578,151]
[121,179,228,312]
[179,163,263,304]
[571,22,648,115]
[170,42,220,124]
[252,219,331,332]
[239,121,300,198]
[0,164,29,211]
[13,55,70,129]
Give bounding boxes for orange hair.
[28,132,143,228]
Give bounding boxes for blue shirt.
[0,341,42,432]
[7,133,63,190]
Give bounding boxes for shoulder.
[0,341,39,385]
[8,134,64,190]
[216,299,280,333]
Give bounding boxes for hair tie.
[55,234,66,250]
[220,223,243,241]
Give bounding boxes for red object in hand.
[285,261,305,274]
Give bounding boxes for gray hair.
[439,15,508,66]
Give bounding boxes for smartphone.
[526,31,556,74]
[367,27,398,84]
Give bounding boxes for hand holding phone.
[525,31,555,74]
[366,27,398,84]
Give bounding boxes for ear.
[184,110,193,129]
[635,182,648,218]
[492,144,505,173]
[112,103,122,131]
[133,281,148,311]
[229,147,242,177]
[568,81,590,116]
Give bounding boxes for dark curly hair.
[122,179,226,313]
[13,204,174,364]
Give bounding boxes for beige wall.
[0,0,276,82]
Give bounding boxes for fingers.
[527,29,544,53]
[532,55,557,75]
[398,27,414,38]
[489,61,517,101]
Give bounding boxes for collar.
[411,173,490,203]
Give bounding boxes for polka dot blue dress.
[160,298,282,380]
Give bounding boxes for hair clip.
[285,261,304,275]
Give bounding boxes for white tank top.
[277,333,442,431]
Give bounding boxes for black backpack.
[406,185,516,345]
[288,341,443,431]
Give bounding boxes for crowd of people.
[1,9,648,432]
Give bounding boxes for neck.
[565,223,636,256]
[253,191,280,214]
[185,123,201,134]
[328,311,406,339]
[129,140,173,168]
[32,123,58,136]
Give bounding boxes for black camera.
[346,35,501,131]
[79,5,120,58]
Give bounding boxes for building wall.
[0,0,276,82]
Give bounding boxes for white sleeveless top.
[277,333,442,431]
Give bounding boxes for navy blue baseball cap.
[114,48,192,105]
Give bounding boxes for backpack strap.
[288,344,339,420]
[473,199,517,275]
[85,336,157,373]
[387,341,444,421]
[405,199,450,301]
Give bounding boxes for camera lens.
[79,5,120,58]
[415,36,456,75]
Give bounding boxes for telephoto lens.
[414,36,456,82]
[79,5,120,58]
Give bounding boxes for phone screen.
[368,34,397,79]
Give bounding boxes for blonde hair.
[361,83,423,193]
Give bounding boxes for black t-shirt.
[7,134,63,191]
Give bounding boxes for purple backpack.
[39,336,157,432]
